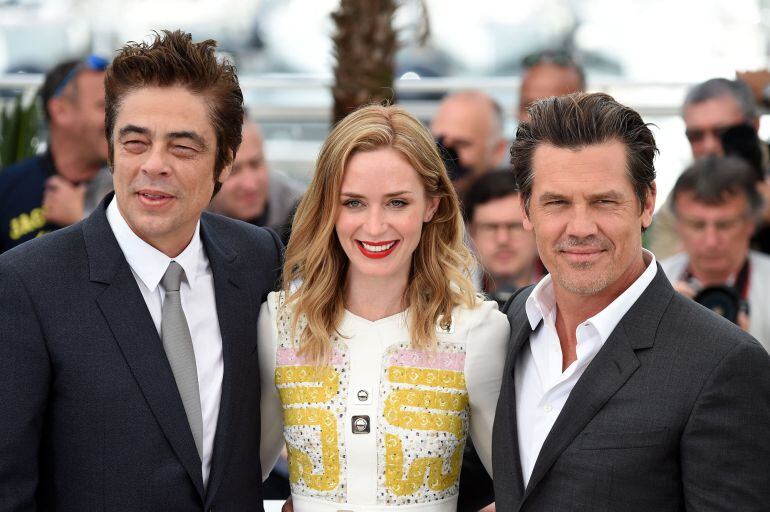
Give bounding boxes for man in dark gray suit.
[0,30,281,511]
[493,92,770,511]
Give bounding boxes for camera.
[435,137,472,182]
[693,285,749,325]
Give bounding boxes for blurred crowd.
[3,48,770,353]
[2,43,770,512]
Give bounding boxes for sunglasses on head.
[53,54,109,98]
[522,50,579,69]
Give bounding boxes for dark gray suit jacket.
[492,265,770,512]
[0,196,282,511]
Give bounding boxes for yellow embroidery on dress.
[385,433,463,495]
[274,291,347,500]
[387,366,466,390]
[383,365,469,496]
[276,365,341,492]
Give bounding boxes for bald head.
[430,90,507,184]
[518,63,584,122]
[209,118,270,221]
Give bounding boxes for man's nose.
[141,146,171,177]
[565,205,598,238]
[703,223,722,248]
[700,133,725,158]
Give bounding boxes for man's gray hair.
[670,155,764,220]
[683,78,757,120]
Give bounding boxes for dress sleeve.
[464,300,510,478]
[258,291,284,481]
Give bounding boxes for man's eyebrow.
[167,131,208,150]
[537,191,569,202]
[587,190,624,201]
[118,124,149,138]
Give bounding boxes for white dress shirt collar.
[525,249,658,342]
[106,196,203,292]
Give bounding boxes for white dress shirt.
[515,250,657,487]
[106,197,223,485]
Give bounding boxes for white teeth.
[142,193,166,199]
[361,241,396,252]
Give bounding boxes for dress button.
[352,415,370,434]
[543,404,553,413]
[357,389,369,402]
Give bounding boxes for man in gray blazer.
[493,92,770,511]
[0,31,281,510]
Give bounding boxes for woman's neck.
[344,271,409,321]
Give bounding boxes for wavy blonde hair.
[282,104,477,365]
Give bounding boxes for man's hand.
[281,496,293,512]
[736,69,770,104]
[43,175,86,226]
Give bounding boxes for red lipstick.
[356,240,399,259]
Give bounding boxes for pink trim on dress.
[389,349,465,371]
[276,346,344,366]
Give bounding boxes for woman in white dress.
[258,104,510,512]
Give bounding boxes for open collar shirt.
[515,249,657,487]
[106,197,223,486]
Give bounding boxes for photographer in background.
[430,90,508,196]
[661,156,770,352]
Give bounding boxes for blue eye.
[344,199,362,208]
[389,199,407,207]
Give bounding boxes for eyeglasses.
[684,123,745,144]
[473,221,527,239]
[53,54,109,98]
[678,214,750,235]
[522,50,579,69]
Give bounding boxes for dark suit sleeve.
[681,339,770,511]
[263,226,284,294]
[0,262,50,511]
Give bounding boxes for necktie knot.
[161,261,185,292]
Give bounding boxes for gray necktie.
[161,261,203,459]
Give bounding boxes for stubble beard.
[550,235,615,296]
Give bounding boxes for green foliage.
[0,92,40,171]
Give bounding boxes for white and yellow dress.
[258,291,510,512]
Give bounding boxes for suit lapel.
[85,196,205,497]
[200,217,256,503]
[520,268,674,505]
[493,287,537,508]
[495,318,533,500]
[521,325,639,502]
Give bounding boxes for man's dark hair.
[104,29,244,194]
[39,59,79,122]
[522,49,586,91]
[670,155,764,219]
[511,92,657,214]
[463,171,519,223]
[683,78,757,120]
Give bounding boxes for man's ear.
[492,137,508,169]
[218,163,233,184]
[521,196,534,232]
[641,182,657,230]
[47,97,73,126]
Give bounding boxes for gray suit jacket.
[0,195,282,511]
[492,265,770,512]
